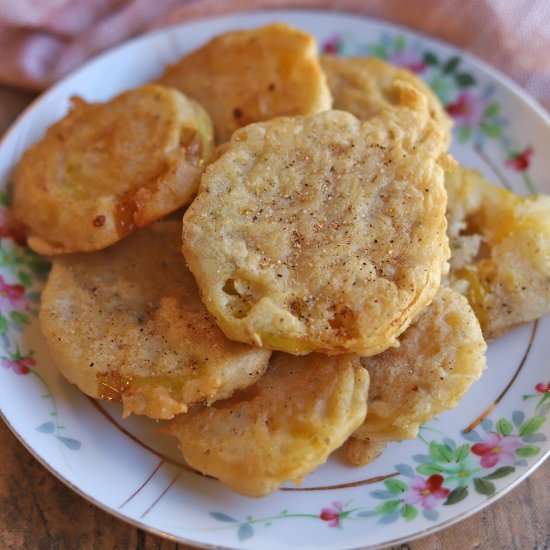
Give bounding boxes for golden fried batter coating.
[39,221,270,419]
[157,23,332,144]
[183,83,451,356]
[346,287,486,466]
[446,168,550,339]
[321,55,452,146]
[346,439,387,466]
[14,84,214,254]
[163,353,369,497]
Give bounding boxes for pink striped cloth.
[0,0,549,113]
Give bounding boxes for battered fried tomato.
[163,352,369,497]
[346,287,486,466]
[446,168,550,339]
[39,221,270,419]
[14,84,214,254]
[157,23,332,143]
[183,82,451,356]
[321,55,453,146]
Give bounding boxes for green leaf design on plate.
[416,463,444,475]
[373,499,402,515]
[0,189,11,207]
[210,512,238,523]
[371,490,395,499]
[56,436,81,450]
[473,477,495,496]
[0,315,8,334]
[457,125,472,143]
[496,418,513,436]
[519,416,546,436]
[455,72,476,87]
[238,524,253,541]
[9,311,29,325]
[423,52,438,66]
[17,270,33,288]
[369,44,388,59]
[480,122,502,138]
[444,486,469,505]
[423,509,438,521]
[443,56,461,74]
[513,411,525,427]
[396,463,415,477]
[36,421,55,433]
[400,504,418,521]
[516,445,540,458]
[357,510,376,518]
[393,35,406,52]
[29,257,52,275]
[484,102,500,117]
[482,466,515,480]
[454,444,470,462]
[524,433,547,443]
[429,441,453,463]
[384,478,408,494]
[377,510,400,525]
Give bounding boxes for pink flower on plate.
[389,51,426,73]
[1,356,35,375]
[472,432,522,468]
[535,382,550,393]
[403,474,450,509]
[445,91,486,127]
[0,274,27,313]
[506,147,534,172]
[322,34,342,55]
[320,501,344,527]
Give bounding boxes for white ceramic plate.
[1,10,549,550]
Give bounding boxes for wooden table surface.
[1,85,549,550]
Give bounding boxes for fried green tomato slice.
[39,221,270,419]
[162,352,369,497]
[321,55,453,146]
[14,84,213,254]
[346,287,486,466]
[157,23,332,144]
[446,168,550,339]
[183,82,451,356]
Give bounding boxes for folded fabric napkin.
[0,0,548,114]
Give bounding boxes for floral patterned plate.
[0,10,549,550]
